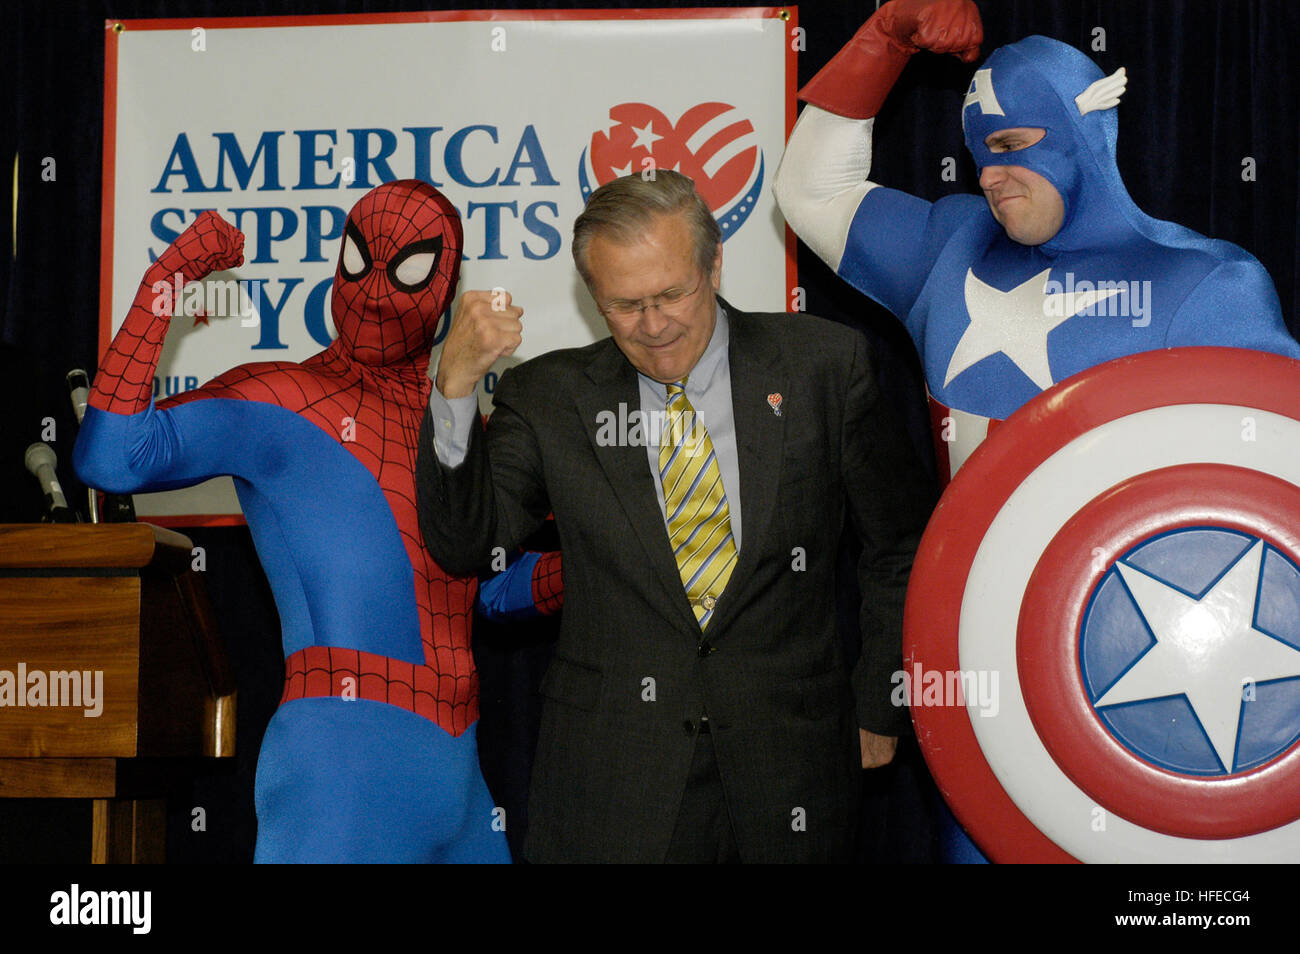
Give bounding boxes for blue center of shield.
[1079,527,1300,775]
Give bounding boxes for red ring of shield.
[1018,464,1300,839]
[905,347,1300,863]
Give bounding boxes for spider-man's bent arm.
[90,212,244,416]
[75,213,256,493]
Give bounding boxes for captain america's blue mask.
[962,36,1129,251]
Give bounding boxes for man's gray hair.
[572,170,722,284]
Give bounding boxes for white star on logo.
[945,268,1123,390]
[1095,540,1300,772]
[611,162,633,177]
[595,113,620,141]
[629,121,664,153]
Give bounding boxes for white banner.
[102,8,796,522]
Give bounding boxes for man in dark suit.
[417,171,930,862]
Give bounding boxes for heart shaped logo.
[585,102,761,222]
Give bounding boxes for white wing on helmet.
[1075,67,1127,116]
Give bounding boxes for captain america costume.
[774,1,1300,863]
[775,18,1300,485]
[74,180,547,862]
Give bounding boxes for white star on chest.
[1095,540,1300,772]
[944,268,1122,390]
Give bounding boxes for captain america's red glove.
[800,0,983,119]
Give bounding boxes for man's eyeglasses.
[600,276,706,320]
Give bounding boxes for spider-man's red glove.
[91,212,245,413]
[531,549,563,616]
[152,210,245,285]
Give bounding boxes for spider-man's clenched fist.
[154,210,246,283]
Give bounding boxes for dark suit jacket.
[417,298,930,862]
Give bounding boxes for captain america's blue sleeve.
[476,550,545,622]
[1165,259,1300,358]
[837,190,984,338]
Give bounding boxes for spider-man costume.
[75,179,553,862]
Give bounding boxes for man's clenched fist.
[156,210,246,281]
[880,0,983,63]
[435,288,524,399]
[798,0,981,120]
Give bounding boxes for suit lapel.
[576,341,701,636]
[708,300,787,635]
[573,303,789,640]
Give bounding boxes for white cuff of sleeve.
[427,362,478,468]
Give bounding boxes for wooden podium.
[0,524,235,863]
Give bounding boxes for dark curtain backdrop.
[0,0,1295,863]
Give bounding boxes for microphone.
[65,368,136,523]
[66,368,100,521]
[66,369,90,426]
[24,442,78,523]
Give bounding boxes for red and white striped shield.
[906,347,1300,862]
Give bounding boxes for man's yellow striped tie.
[659,381,738,629]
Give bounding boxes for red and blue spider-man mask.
[331,179,463,366]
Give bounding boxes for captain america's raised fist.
[800,0,983,119]
[877,0,983,62]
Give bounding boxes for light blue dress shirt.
[427,301,742,552]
